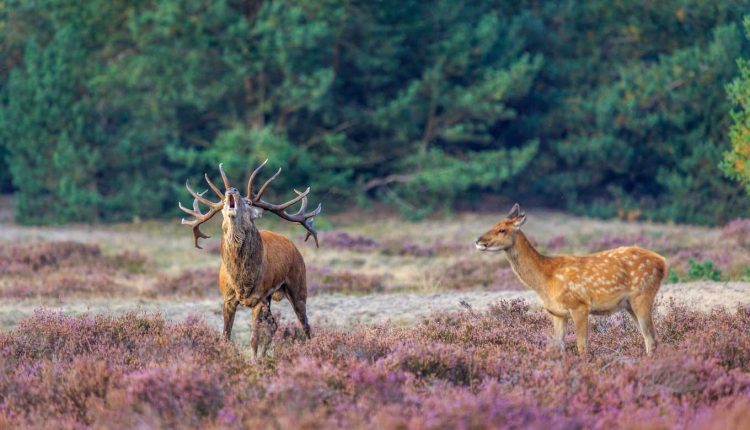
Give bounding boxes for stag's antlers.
[178,166,227,249]
[179,162,322,248]
[246,159,322,247]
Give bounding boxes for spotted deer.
[475,204,666,356]
[179,161,321,359]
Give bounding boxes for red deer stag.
[475,204,666,356]
[179,161,320,358]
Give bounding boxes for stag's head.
[475,203,527,252]
[179,161,321,249]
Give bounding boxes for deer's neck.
[504,232,551,297]
[221,221,264,295]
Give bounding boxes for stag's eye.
[498,229,507,234]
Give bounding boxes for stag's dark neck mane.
[221,220,264,297]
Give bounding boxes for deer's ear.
[507,203,521,219]
[512,213,526,228]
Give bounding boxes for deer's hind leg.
[628,293,658,356]
[250,300,277,360]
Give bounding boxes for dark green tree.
[723,17,750,194]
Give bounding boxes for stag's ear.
[245,198,264,219]
[507,203,521,219]
[512,213,526,228]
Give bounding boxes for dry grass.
[0,204,748,300]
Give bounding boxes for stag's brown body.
[476,204,666,356]
[219,230,309,355]
[179,162,319,358]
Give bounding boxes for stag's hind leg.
[286,284,311,339]
[250,301,277,360]
[629,294,658,356]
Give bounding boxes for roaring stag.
[475,204,666,356]
[179,161,320,358]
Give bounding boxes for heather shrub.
[0,241,152,298]
[545,235,567,251]
[587,234,654,252]
[156,267,218,297]
[2,270,119,299]
[1,302,749,428]
[321,231,379,252]
[0,241,103,275]
[307,265,387,295]
[720,218,750,249]
[441,258,524,291]
[123,362,226,426]
[668,247,750,280]
[111,250,152,274]
[380,239,468,258]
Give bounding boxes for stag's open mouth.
[226,193,237,217]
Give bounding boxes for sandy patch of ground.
[1,281,747,346]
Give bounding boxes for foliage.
[670,259,725,282]
[2,1,750,224]
[723,17,750,194]
[1,303,749,428]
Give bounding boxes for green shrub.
[685,259,724,282]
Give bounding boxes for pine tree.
[723,17,750,195]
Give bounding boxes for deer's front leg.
[570,308,590,356]
[550,314,567,354]
[223,298,238,341]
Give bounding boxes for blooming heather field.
[1,200,750,428]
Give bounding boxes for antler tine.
[246,158,269,199]
[178,190,209,218]
[180,181,224,249]
[255,187,310,211]
[204,173,224,199]
[291,189,308,216]
[255,167,282,201]
[252,193,322,248]
[243,159,321,248]
[186,180,222,208]
[219,163,231,190]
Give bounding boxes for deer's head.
[179,161,321,249]
[475,203,527,252]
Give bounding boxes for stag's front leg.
[250,301,277,360]
[222,298,238,341]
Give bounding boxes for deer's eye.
[498,229,507,234]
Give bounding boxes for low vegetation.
[0,241,150,299]
[0,301,747,428]
[1,215,750,298]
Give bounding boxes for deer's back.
[547,246,666,309]
[260,230,306,289]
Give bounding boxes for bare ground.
[1,281,747,346]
